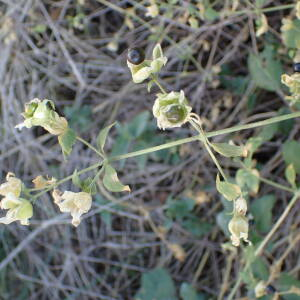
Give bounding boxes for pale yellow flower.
[0,194,33,225]
[255,281,267,298]
[0,173,33,225]
[52,190,92,227]
[152,90,192,130]
[145,1,159,18]
[228,215,250,247]
[16,98,68,135]
[0,173,22,197]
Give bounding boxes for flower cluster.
[0,173,33,225]
[127,44,167,84]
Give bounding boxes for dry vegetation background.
[0,0,300,299]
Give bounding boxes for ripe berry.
[127,48,145,65]
[265,284,276,294]
[293,62,300,72]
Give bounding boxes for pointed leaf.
[211,142,246,157]
[285,164,296,187]
[96,122,116,154]
[103,164,130,192]
[236,169,260,195]
[152,44,163,60]
[58,127,76,158]
[216,174,241,201]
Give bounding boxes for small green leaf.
[285,164,296,187]
[58,127,76,158]
[236,169,260,195]
[103,164,130,193]
[216,174,241,201]
[135,268,177,300]
[250,194,276,233]
[282,140,300,173]
[211,142,246,157]
[180,283,205,300]
[152,44,163,60]
[282,19,300,49]
[96,123,115,154]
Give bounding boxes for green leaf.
[252,257,269,280]
[152,44,164,60]
[216,174,241,201]
[248,45,283,91]
[282,19,300,49]
[278,273,300,300]
[236,169,260,195]
[282,140,300,173]
[166,197,196,219]
[258,123,278,141]
[135,268,177,300]
[183,218,212,237]
[211,142,246,157]
[96,122,116,154]
[285,164,296,187]
[180,283,205,300]
[72,169,82,188]
[250,194,276,233]
[103,164,130,193]
[128,111,150,138]
[58,127,76,158]
[81,177,97,195]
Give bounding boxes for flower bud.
[255,281,267,298]
[234,197,247,215]
[152,90,192,130]
[228,215,250,247]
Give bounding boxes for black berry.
[293,62,300,73]
[127,48,145,65]
[265,284,276,294]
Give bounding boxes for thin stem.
[32,161,104,199]
[32,112,300,198]
[189,119,228,181]
[152,76,167,94]
[255,193,299,256]
[76,136,103,157]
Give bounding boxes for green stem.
[76,136,103,157]
[189,119,228,181]
[233,4,295,15]
[32,161,104,199]
[32,112,300,198]
[152,76,167,94]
